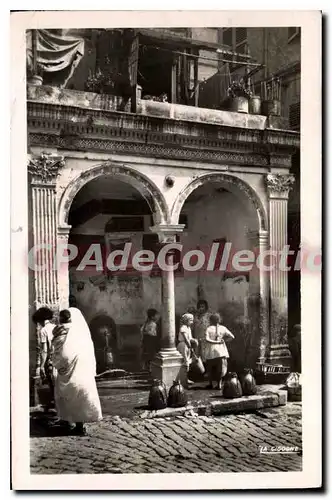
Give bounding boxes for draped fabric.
[26,29,85,87]
[52,308,102,423]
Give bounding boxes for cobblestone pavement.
[30,403,302,474]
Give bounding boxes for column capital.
[266,173,295,199]
[150,224,186,243]
[28,152,65,185]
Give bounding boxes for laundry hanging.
[26,29,85,87]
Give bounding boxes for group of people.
[140,300,235,389]
[32,306,102,436]
[32,299,234,434]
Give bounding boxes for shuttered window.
[222,28,247,50]
[221,28,248,67]
[235,28,248,63]
[235,28,247,45]
[288,27,300,43]
[289,101,300,130]
[222,28,233,48]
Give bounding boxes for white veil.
[66,307,97,376]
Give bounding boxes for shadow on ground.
[30,410,71,438]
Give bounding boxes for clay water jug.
[223,372,243,399]
[241,368,257,396]
[167,380,188,408]
[148,379,167,410]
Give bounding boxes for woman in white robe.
[52,307,102,435]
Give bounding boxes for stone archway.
[58,162,169,227]
[56,162,168,309]
[171,172,268,231]
[171,172,269,371]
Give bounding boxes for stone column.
[28,152,65,396]
[258,229,271,362]
[57,224,71,310]
[266,173,295,366]
[247,229,270,365]
[149,224,186,390]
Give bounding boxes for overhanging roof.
[134,28,228,52]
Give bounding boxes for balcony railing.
[27,84,293,132]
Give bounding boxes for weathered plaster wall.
[67,183,260,370]
[69,186,257,328]
[27,150,268,371]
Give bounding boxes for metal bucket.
[261,99,281,117]
[228,97,249,114]
[249,96,262,115]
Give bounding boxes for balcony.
[27,83,300,169]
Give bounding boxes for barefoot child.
[205,313,234,390]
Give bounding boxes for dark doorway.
[138,45,173,99]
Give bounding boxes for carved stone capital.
[266,173,295,199]
[150,224,185,244]
[28,152,65,184]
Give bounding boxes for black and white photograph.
[10,10,321,490]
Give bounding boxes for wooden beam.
[194,52,199,107]
[171,56,177,104]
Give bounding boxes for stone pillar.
[28,152,65,398]
[149,224,186,390]
[257,230,270,362]
[247,229,270,365]
[266,173,295,366]
[57,224,71,310]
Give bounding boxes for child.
[141,309,160,371]
[32,307,55,411]
[177,313,198,385]
[205,313,234,390]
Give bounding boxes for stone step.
[138,390,287,419]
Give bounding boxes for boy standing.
[32,307,55,411]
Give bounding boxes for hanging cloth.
[26,29,85,87]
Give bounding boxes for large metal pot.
[149,379,167,410]
[167,380,188,408]
[249,96,262,115]
[261,99,281,117]
[228,96,249,113]
[241,368,257,396]
[223,372,243,399]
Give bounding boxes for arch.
[58,162,169,227]
[171,173,268,231]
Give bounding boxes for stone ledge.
[139,390,288,419]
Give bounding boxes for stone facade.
[27,28,300,396]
